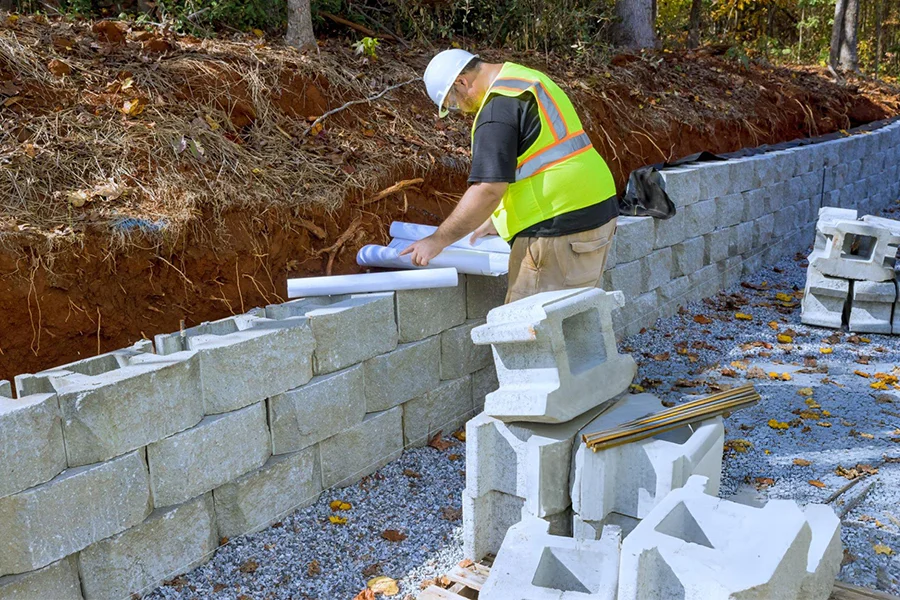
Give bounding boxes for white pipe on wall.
[356,243,509,276]
[389,221,510,254]
[287,267,459,298]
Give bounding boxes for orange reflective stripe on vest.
[490,77,569,141]
[516,130,593,180]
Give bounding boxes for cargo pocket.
[563,236,611,287]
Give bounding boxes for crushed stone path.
[149,255,900,600]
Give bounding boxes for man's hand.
[470,218,498,245]
[399,234,448,267]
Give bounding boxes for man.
[400,49,619,303]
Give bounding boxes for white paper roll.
[389,221,510,254]
[356,243,508,276]
[287,267,460,298]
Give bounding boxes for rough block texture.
[672,237,704,279]
[403,376,473,447]
[641,247,673,292]
[364,337,441,413]
[472,365,498,414]
[265,293,397,374]
[319,407,402,489]
[0,451,151,576]
[147,402,270,507]
[801,266,850,330]
[608,260,642,301]
[849,280,896,334]
[0,387,65,499]
[0,557,82,600]
[615,217,655,263]
[395,280,466,343]
[441,319,492,380]
[467,274,508,319]
[683,200,716,239]
[214,447,321,538]
[269,365,366,454]
[653,210,686,249]
[78,493,217,600]
[810,212,900,282]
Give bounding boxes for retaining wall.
[2,118,900,599]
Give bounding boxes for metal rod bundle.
[582,384,760,452]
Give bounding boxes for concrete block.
[799,505,842,600]
[608,260,642,301]
[269,364,366,454]
[620,291,660,338]
[574,512,640,541]
[214,446,321,538]
[618,476,830,600]
[801,170,823,198]
[658,167,700,207]
[78,493,217,600]
[721,256,743,289]
[743,188,767,220]
[766,181,789,214]
[614,217,655,263]
[265,293,397,375]
[154,310,315,414]
[572,394,723,524]
[471,288,637,423]
[467,274,508,319]
[0,557,82,600]
[657,276,692,315]
[810,213,900,281]
[741,251,766,279]
[683,199,716,239]
[774,205,799,238]
[403,376,473,447]
[653,210,686,249]
[14,343,203,467]
[704,227,732,264]
[691,162,731,199]
[715,193,744,229]
[605,235,617,270]
[0,452,150,576]
[640,247,672,292]
[441,319,492,380]
[850,280,896,334]
[480,517,620,600]
[734,220,754,257]
[363,337,441,413]
[147,402,270,507]
[687,264,722,301]
[396,280,466,343]
[472,365,498,414]
[672,236,704,278]
[319,407,402,489]
[0,386,65,499]
[753,214,775,249]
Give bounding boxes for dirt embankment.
[0,14,898,383]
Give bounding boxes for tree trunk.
[830,0,860,73]
[615,0,658,49]
[688,0,702,49]
[285,0,316,51]
[875,0,884,78]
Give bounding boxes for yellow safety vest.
[472,62,617,241]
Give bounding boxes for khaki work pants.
[505,218,617,304]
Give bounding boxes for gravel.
[149,252,900,600]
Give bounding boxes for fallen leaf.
[754,476,775,489]
[817,421,832,427]
[793,458,812,466]
[820,347,833,354]
[93,20,128,44]
[452,430,466,442]
[367,576,399,596]
[721,368,738,377]
[777,334,793,344]
[252,28,265,38]
[381,530,407,542]
[441,507,462,521]
[630,383,645,392]
[768,419,789,430]
[308,560,321,576]
[47,59,71,77]
[798,388,814,397]
[768,321,780,330]
[403,469,421,478]
[746,367,767,379]
[353,589,376,600]
[459,559,474,568]
[330,500,352,511]
[860,433,875,439]
[448,454,461,461]
[653,352,671,361]
[874,544,894,556]
[329,515,347,525]
[735,312,753,321]
[724,439,753,453]
[428,432,452,451]
[809,480,826,488]
[362,563,381,578]
[731,360,748,370]
[239,559,259,574]
[121,98,146,117]
[693,315,712,324]
[854,370,871,378]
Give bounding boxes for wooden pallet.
[417,565,899,600]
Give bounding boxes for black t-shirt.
[468,93,617,241]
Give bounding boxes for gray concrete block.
[605,234,617,270]
[801,266,849,330]
[687,264,722,301]
[653,209,686,249]
[765,181,789,214]
[742,249,766,278]
[774,205,799,238]
[692,162,731,199]
[364,337,441,413]
[850,280,896,334]
[214,446,321,538]
[269,365,366,455]
[726,159,759,193]
[0,557,82,600]
[657,276,692,315]
[319,407,402,489]
[683,199,716,239]
[466,274,508,319]
[672,237,704,278]
[396,281,466,343]
[704,228,732,264]
[743,188,767,220]
[658,167,700,207]
[441,319,492,381]
[0,451,151,577]
[14,343,203,467]
[614,217,654,263]
[716,193,744,229]
[721,256,743,289]
[78,494,216,600]
[607,260,642,301]
[0,386,65,500]
[734,220,755,257]
[403,376,473,447]
[753,214,775,249]
[620,291,660,338]
[265,293,397,375]
[147,402,270,507]
[640,247,672,293]
[801,170,824,198]
[472,365,498,414]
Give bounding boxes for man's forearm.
[434,182,507,244]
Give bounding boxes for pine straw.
[0,15,446,252]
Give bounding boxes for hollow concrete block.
[480,517,621,600]
[849,280,896,334]
[364,337,440,413]
[800,266,849,330]
[319,407,402,489]
[0,557,82,600]
[0,385,65,499]
[810,212,900,282]
[0,451,151,577]
[798,505,842,600]
[467,274,508,319]
[395,280,466,343]
[14,342,203,467]
[78,493,217,600]
[269,364,366,454]
[214,446,321,538]
[147,402,270,507]
[614,217,654,264]
[403,376,473,447]
[441,319,492,380]
[264,293,396,375]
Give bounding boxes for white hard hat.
[424,49,477,118]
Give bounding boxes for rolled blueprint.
[287,267,459,298]
[356,243,509,276]
[389,221,510,254]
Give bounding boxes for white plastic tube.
[287,267,459,298]
[357,243,509,276]
[389,221,510,254]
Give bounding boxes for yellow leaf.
[820,347,833,354]
[768,372,779,379]
[798,388,814,397]
[854,370,870,378]
[252,28,265,38]
[817,421,832,427]
[781,373,792,381]
[768,321,779,330]
[793,458,812,466]
[120,77,134,92]
[630,384,645,393]
[768,419,789,430]
[328,515,347,525]
[735,313,753,321]
[329,500,351,511]
[822,410,831,417]
[724,439,752,453]
[860,432,874,439]
[808,480,826,488]
[67,190,90,207]
[764,449,771,455]
[874,544,894,556]
[860,337,871,343]
[777,334,793,343]
[7,14,19,24]
[367,576,399,596]
[731,360,747,370]
[871,381,889,390]
[452,429,466,442]
[204,114,219,131]
[121,98,145,117]
[775,292,794,302]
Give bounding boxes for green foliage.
[351,36,379,59]
[155,0,285,33]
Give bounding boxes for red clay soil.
[1,15,899,385]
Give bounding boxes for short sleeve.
[468,96,522,184]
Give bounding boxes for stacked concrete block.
[470,288,636,424]
[319,407,402,488]
[810,210,900,282]
[653,210,686,249]
[472,364,498,414]
[672,236,703,278]
[0,557,82,600]
[363,337,441,412]
[265,292,396,374]
[467,274,509,319]
[78,493,217,600]
[849,280,897,334]
[14,342,203,467]
[614,217,654,263]
[441,319,492,380]
[657,166,700,209]
[683,199,716,239]
[617,476,841,600]
[480,517,621,600]
[403,376,473,447]
[395,280,467,342]
[607,259,642,301]
[0,451,151,576]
